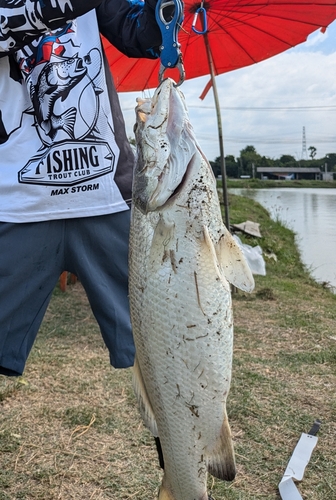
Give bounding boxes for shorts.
[0,210,134,376]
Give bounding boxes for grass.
[1,193,335,499]
[226,178,336,189]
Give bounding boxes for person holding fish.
[0,0,162,378]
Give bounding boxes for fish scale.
[129,78,254,500]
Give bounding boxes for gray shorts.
[0,211,134,376]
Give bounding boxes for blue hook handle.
[155,0,185,85]
[192,6,207,35]
[155,0,184,67]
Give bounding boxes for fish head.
[133,78,197,213]
[47,54,87,87]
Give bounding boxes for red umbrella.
[103,0,336,92]
[103,1,336,227]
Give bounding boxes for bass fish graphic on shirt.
[24,47,105,146]
[29,53,87,140]
[14,19,105,147]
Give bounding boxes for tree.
[210,155,239,178]
[209,146,336,176]
[259,156,273,169]
[224,155,239,178]
[241,145,257,154]
[308,146,317,159]
[324,153,336,171]
[210,157,221,178]
[239,145,262,177]
[279,154,296,165]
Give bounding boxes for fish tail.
[158,480,174,500]
[46,107,77,140]
[207,415,236,481]
[158,476,208,500]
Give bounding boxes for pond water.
[229,188,336,291]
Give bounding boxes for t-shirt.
[0,0,160,223]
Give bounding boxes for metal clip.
[155,0,185,86]
[158,54,185,87]
[192,6,207,35]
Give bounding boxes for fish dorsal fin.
[217,224,255,292]
[206,411,236,482]
[132,357,158,437]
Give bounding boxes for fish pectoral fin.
[207,414,236,482]
[149,215,175,270]
[202,225,230,292]
[132,357,158,437]
[217,224,255,292]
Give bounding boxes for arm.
[97,0,162,59]
[0,0,103,55]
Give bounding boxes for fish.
[29,54,87,140]
[129,78,255,500]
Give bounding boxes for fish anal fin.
[207,415,236,482]
[217,224,255,293]
[132,357,158,437]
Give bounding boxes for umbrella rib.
[116,59,143,91]
[210,4,332,35]
[207,10,328,64]
[116,58,156,92]
[102,37,158,92]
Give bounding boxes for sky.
[118,20,336,163]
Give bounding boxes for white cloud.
[304,28,328,48]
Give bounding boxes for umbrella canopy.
[103,0,336,92]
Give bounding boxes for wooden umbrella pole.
[203,32,230,230]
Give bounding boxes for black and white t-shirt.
[0,0,160,222]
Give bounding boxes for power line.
[196,135,336,145]
[121,104,336,112]
[188,105,336,111]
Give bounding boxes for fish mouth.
[76,58,84,70]
[75,58,87,75]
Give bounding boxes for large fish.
[129,78,254,500]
